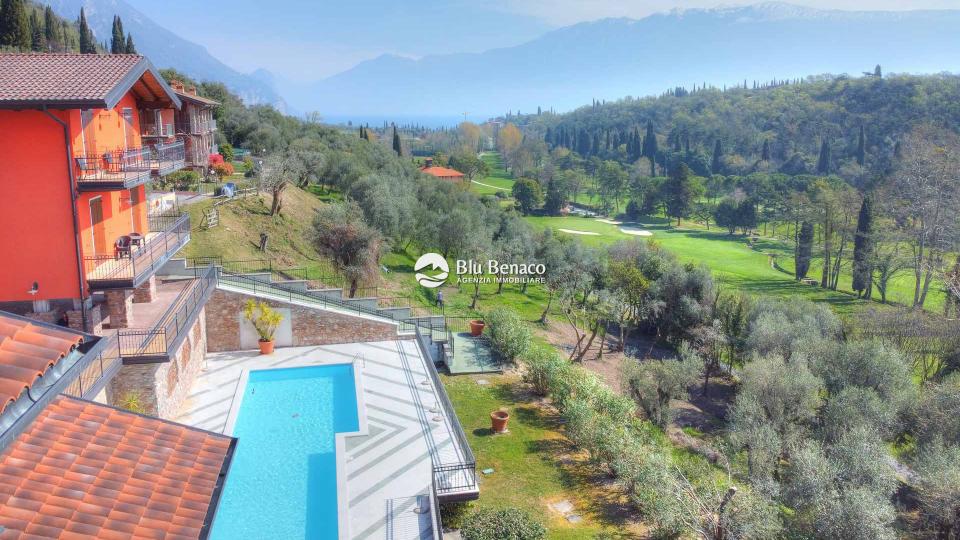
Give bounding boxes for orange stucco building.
[0,54,189,329]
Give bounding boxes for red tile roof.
[0,53,180,110]
[421,165,465,179]
[0,315,83,413]
[174,90,220,107]
[0,396,235,539]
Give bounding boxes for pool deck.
[173,339,475,539]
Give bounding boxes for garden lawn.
[443,374,645,539]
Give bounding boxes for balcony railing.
[74,147,153,191]
[117,265,216,362]
[176,118,217,135]
[153,140,186,176]
[141,123,174,139]
[60,338,122,400]
[84,213,191,289]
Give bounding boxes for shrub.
[460,508,546,540]
[157,169,199,191]
[243,300,283,342]
[213,162,235,180]
[519,345,566,396]
[117,391,148,414]
[486,308,531,363]
[220,142,235,162]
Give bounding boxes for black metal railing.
[153,140,186,176]
[61,338,121,400]
[84,212,190,287]
[117,265,216,360]
[412,323,478,496]
[74,147,153,188]
[177,118,217,134]
[430,480,443,539]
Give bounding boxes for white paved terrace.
[172,339,472,539]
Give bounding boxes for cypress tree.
[852,194,874,297]
[125,32,136,53]
[43,6,56,50]
[795,221,814,280]
[874,64,882,78]
[29,10,44,51]
[711,139,723,174]
[642,121,658,176]
[761,139,771,161]
[0,0,31,50]
[856,126,866,166]
[78,8,96,53]
[817,138,831,174]
[111,15,125,53]
[664,163,695,226]
[392,126,401,156]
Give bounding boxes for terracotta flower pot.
[469,320,485,337]
[490,409,510,433]
[258,339,275,355]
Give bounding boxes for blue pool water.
[210,364,359,540]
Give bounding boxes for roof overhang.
[0,57,182,111]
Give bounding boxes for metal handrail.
[74,147,152,184]
[118,265,217,358]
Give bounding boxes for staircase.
[160,258,448,343]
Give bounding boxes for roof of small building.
[0,395,235,539]
[174,89,220,107]
[420,165,465,178]
[0,53,181,111]
[0,314,84,413]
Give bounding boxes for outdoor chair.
[114,236,132,259]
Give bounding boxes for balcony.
[74,147,153,191]
[84,213,191,290]
[116,266,216,363]
[153,140,186,176]
[176,118,217,135]
[141,123,174,140]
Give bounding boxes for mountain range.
[41,0,286,110]
[296,2,960,119]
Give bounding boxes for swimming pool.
[210,364,360,540]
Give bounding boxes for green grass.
[525,215,880,317]
[443,374,644,538]
[469,153,516,196]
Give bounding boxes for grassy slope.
[180,188,336,274]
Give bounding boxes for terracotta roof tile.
[0,314,83,412]
[0,396,234,539]
[421,165,465,178]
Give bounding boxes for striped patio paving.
[172,339,475,539]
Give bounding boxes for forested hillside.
[526,72,960,180]
[0,0,120,53]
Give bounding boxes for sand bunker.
[620,227,653,237]
[595,219,623,225]
[558,228,601,236]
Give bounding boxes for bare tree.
[891,126,960,308]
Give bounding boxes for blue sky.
[125,0,960,82]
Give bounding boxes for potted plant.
[243,299,283,354]
[490,408,510,434]
[469,319,485,336]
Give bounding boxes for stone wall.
[205,289,401,352]
[107,307,207,419]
